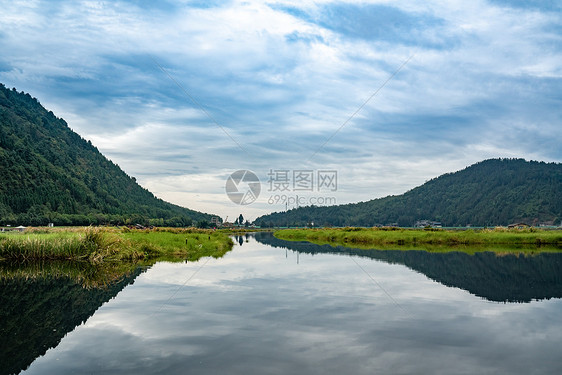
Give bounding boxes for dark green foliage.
[0,84,213,226]
[255,159,562,227]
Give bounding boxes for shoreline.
[274,227,562,252]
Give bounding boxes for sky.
[1,0,561,221]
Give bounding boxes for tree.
[0,84,217,226]
[197,220,210,229]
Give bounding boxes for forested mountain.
[0,84,213,226]
[255,159,562,227]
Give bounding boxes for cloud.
[0,0,560,218]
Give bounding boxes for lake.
[3,232,562,375]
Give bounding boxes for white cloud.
[1,0,561,217]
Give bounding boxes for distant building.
[508,222,530,229]
[415,220,442,228]
[210,216,221,226]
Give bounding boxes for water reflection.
[235,234,252,247]
[255,232,562,303]
[6,233,562,375]
[0,262,145,375]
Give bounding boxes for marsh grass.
[0,227,234,263]
[275,227,562,254]
[0,228,114,262]
[121,229,233,261]
[0,227,235,290]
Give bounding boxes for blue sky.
[1,0,561,220]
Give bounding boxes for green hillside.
[0,84,213,226]
[255,158,562,227]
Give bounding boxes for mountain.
[255,158,562,227]
[0,84,213,226]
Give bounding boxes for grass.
[0,226,235,263]
[120,227,234,261]
[0,226,239,289]
[274,227,562,253]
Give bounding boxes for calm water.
[4,233,562,375]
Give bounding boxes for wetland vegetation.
[274,227,562,253]
[0,226,234,263]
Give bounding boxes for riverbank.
[0,227,235,263]
[274,227,562,251]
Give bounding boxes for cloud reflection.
[22,235,562,375]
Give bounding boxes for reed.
[274,227,562,252]
[0,228,108,261]
[0,227,234,262]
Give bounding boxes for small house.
[508,223,530,229]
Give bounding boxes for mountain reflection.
[255,233,562,303]
[0,262,145,375]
